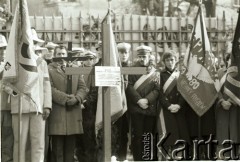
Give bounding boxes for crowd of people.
[0,26,239,162]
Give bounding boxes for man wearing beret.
[126,45,160,161]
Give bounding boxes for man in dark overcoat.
[158,51,190,159]
[126,45,160,161]
[215,53,240,159]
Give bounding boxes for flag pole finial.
[108,0,112,11]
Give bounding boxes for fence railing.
[0,12,237,62]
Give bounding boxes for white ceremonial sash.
[163,70,180,94]
[133,69,156,90]
[219,73,227,89]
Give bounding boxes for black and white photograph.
[1,0,240,161]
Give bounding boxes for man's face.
[0,46,6,62]
[84,57,95,67]
[164,56,176,71]
[44,48,54,59]
[97,47,102,58]
[119,49,130,63]
[138,55,149,66]
[55,48,67,58]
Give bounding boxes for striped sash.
[219,73,227,89]
[133,69,156,92]
[163,70,180,95]
[158,70,179,137]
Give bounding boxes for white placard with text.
[95,66,121,87]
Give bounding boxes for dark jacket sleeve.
[49,71,69,106]
[145,72,160,104]
[75,75,87,104]
[177,94,187,109]
[158,74,171,109]
[84,86,98,107]
[126,75,142,104]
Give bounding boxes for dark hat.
[136,45,152,56]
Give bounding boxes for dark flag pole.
[223,8,240,107]
[198,2,205,142]
[231,9,240,72]
[18,0,23,161]
[67,42,73,95]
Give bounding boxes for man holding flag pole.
[215,8,240,159]
[177,0,220,159]
[2,0,52,162]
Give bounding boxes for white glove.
[168,104,180,113]
[221,100,231,110]
[137,98,149,109]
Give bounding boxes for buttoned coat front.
[126,63,160,116]
[158,68,190,146]
[48,62,87,135]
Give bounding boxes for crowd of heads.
[0,28,231,71]
[27,28,160,68]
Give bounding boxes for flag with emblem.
[95,10,127,131]
[177,4,220,116]
[223,10,240,106]
[3,0,40,110]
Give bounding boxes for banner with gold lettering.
[177,5,220,116]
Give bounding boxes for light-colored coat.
[48,62,87,135]
[10,58,52,114]
[0,63,10,111]
[0,81,11,111]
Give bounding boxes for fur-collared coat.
[48,62,87,135]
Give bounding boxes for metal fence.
[1,12,237,62]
